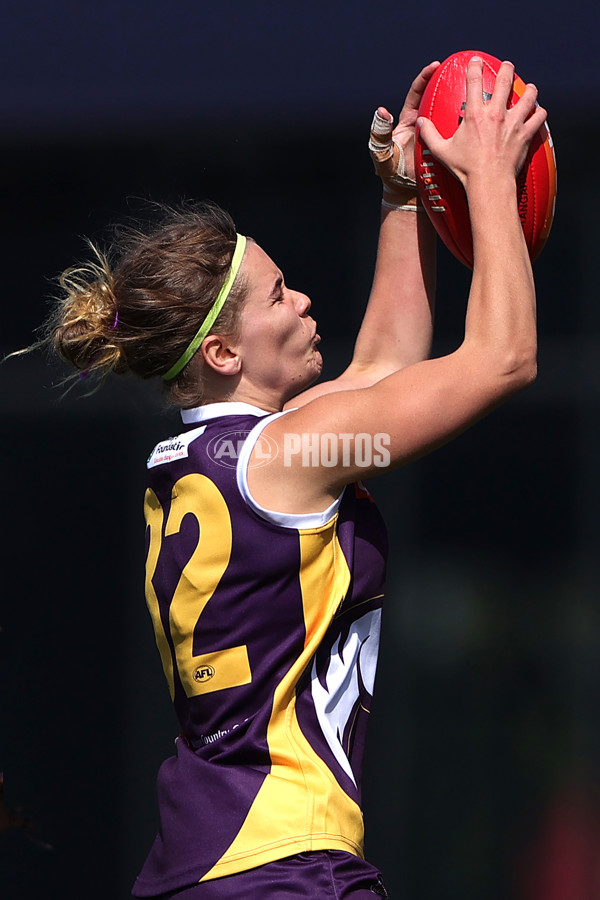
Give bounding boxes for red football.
[415,50,557,268]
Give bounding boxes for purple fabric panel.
[132,736,268,895]
[335,485,388,617]
[150,850,387,899]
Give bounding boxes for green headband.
[162,232,247,381]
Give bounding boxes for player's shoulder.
[145,409,274,475]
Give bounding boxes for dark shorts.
[154,850,388,899]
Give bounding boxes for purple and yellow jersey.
[133,402,388,896]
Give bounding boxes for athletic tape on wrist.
[381,198,424,212]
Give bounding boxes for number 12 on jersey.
[144,474,252,700]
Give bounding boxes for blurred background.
[1,1,598,898]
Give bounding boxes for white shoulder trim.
[181,402,270,424]
[236,411,343,529]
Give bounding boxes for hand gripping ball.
[415,50,557,268]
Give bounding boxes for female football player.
[47,57,545,899]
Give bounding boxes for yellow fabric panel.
[144,488,175,700]
[201,517,363,881]
[289,522,363,850]
[184,645,251,695]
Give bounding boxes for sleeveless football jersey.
[133,402,388,896]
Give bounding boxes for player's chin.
[302,351,323,387]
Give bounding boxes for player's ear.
[201,334,242,375]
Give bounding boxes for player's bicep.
[274,348,517,484]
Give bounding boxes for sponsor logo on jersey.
[147,425,207,468]
[198,716,250,745]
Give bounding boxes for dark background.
[2,2,599,898]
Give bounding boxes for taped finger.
[368,109,394,158]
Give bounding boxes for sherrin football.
[415,50,557,268]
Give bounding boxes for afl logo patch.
[193,665,215,683]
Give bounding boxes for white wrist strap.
[381,197,424,212]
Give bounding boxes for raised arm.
[350,63,440,375]
[289,62,440,407]
[255,58,545,514]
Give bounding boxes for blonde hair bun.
[52,245,126,377]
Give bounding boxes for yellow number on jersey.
[145,475,251,700]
